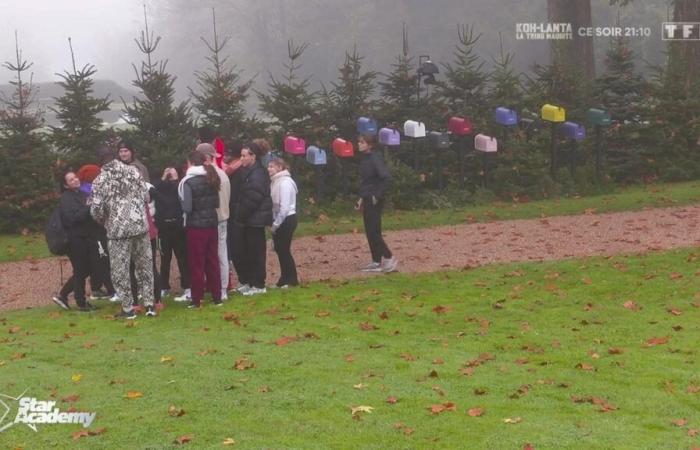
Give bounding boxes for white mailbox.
[474,134,497,153]
[403,120,426,138]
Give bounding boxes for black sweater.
[358,150,391,199]
[59,190,99,238]
[150,179,184,227]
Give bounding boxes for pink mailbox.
[448,116,473,135]
[378,127,401,146]
[332,138,354,158]
[474,134,497,153]
[284,136,306,155]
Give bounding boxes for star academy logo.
[0,389,31,432]
[0,389,96,432]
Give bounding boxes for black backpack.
[45,206,69,256]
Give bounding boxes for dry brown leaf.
[671,418,688,427]
[274,336,297,346]
[222,438,236,445]
[168,405,186,417]
[623,301,641,311]
[174,434,193,445]
[504,417,522,424]
[468,407,485,417]
[386,396,398,404]
[125,391,143,399]
[359,322,377,331]
[644,336,669,347]
[234,357,255,370]
[160,356,175,363]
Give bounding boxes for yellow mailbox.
[541,104,566,122]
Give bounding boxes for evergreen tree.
[437,24,488,123]
[257,40,317,142]
[320,46,377,139]
[122,6,193,172]
[49,38,111,165]
[377,25,420,126]
[190,8,255,144]
[0,32,53,232]
[488,34,522,112]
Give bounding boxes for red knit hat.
[77,164,101,183]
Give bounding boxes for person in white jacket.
[268,158,299,288]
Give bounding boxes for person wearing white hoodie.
[268,158,299,288]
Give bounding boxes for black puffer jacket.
[236,161,272,227]
[185,175,219,228]
[358,150,391,199]
[59,189,100,238]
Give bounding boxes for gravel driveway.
[2,204,700,312]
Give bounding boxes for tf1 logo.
[662,22,700,40]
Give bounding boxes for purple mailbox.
[378,127,401,146]
[560,122,586,141]
[495,107,518,126]
[284,136,306,155]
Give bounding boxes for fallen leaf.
[668,308,682,316]
[125,391,143,399]
[174,434,193,445]
[72,428,106,440]
[344,354,354,363]
[168,405,186,417]
[71,374,83,383]
[428,401,456,415]
[350,405,373,418]
[523,444,535,450]
[353,383,368,390]
[690,429,699,437]
[222,438,236,445]
[623,301,641,311]
[504,417,522,424]
[644,336,669,347]
[234,357,255,371]
[386,396,398,404]
[359,322,377,331]
[671,418,688,427]
[274,336,297,346]
[315,311,331,318]
[576,363,595,371]
[160,356,175,363]
[61,395,80,403]
[8,326,21,334]
[607,347,625,355]
[468,407,485,417]
[432,305,451,314]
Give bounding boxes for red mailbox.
[448,117,473,136]
[332,138,354,158]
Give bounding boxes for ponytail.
[204,164,220,192]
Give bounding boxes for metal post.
[569,139,577,177]
[595,125,603,181]
[549,122,557,177]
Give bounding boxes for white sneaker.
[242,287,266,296]
[381,257,398,273]
[234,284,250,294]
[360,261,382,272]
[160,289,170,298]
[174,289,191,302]
[109,293,121,303]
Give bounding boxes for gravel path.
[2,204,700,312]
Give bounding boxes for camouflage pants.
[108,233,154,310]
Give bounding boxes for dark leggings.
[362,197,392,263]
[272,215,298,286]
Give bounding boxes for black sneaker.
[78,302,98,312]
[51,295,70,310]
[145,306,157,317]
[89,289,110,300]
[212,300,223,307]
[117,308,137,320]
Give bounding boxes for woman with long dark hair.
[178,151,222,308]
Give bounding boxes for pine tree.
[0,32,53,232]
[190,8,255,144]
[320,46,377,139]
[257,40,317,141]
[377,25,420,126]
[437,24,488,123]
[488,34,522,112]
[122,6,193,172]
[49,38,111,165]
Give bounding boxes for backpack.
[45,206,69,256]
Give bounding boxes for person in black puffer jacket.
[178,150,222,308]
[55,170,101,311]
[234,141,272,295]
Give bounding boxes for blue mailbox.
[357,117,377,135]
[560,122,586,141]
[495,107,518,126]
[306,145,327,165]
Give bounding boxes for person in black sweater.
[53,171,100,311]
[234,142,272,295]
[151,166,190,300]
[356,134,397,273]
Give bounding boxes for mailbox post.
[559,122,586,176]
[404,120,426,172]
[448,116,473,189]
[587,108,611,181]
[541,104,566,176]
[332,138,354,196]
[495,107,518,144]
[378,127,401,165]
[474,134,497,188]
[428,131,450,189]
[306,145,327,203]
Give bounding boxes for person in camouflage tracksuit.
[90,150,155,318]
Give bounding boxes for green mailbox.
[587,108,611,127]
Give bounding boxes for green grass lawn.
[1,248,699,449]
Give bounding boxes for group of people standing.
[52,130,397,318]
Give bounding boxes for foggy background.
[0,0,672,124]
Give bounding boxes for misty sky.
[0,0,145,83]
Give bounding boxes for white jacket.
[270,170,297,232]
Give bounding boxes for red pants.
[186,227,221,305]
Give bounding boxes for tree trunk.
[547,0,595,79]
[673,0,700,93]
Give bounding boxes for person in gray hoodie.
[90,147,155,319]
